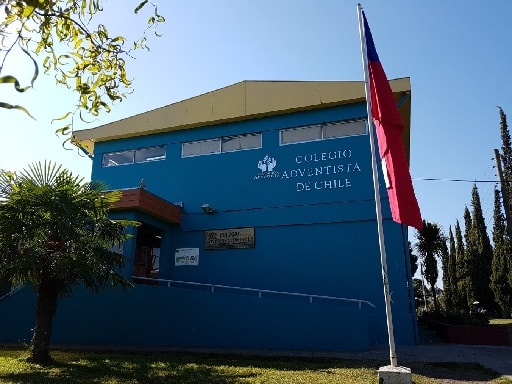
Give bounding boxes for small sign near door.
[175,248,199,266]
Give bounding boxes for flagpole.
[357,3,398,368]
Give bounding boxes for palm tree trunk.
[30,279,59,364]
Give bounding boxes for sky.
[0,0,511,248]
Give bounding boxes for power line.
[413,177,498,183]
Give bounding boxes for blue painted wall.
[1,285,371,351]
[0,102,417,351]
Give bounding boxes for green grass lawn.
[0,347,511,384]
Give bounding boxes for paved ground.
[288,325,512,380]
[326,343,512,380]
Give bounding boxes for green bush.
[418,309,489,326]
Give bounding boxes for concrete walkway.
[325,343,512,380]
[402,343,512,379]
[298,325,512,379]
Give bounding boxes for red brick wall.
[437,324,511,346]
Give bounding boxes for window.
[182,139,220,157]
[221,133,261,152]
[280,119,366,145]
[135,146,167,163]
[324,120,366,138]
[182,133,261,157]
[281,125,322,144]
[102,146,166,167]
[102,150,135,167]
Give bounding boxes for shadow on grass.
[0,347,509,384]
[0,349,259,384]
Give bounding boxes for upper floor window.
[280,119,366,145]
[102,146,166,167]
[221,133,261,152]
[182,133,261,157]
[102,150,135,167]
[182,139,220,157]
[135,146,167,162]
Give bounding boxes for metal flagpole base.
[377,365,412,384]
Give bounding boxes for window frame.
[102,145,167,167]
[279,119,367,145]
[135,146,167,163]
[182,132,262,158]
[102,150,135,167]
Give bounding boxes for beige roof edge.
[73,78,411,156]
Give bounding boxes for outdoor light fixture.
[201,204,216,214]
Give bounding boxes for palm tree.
[415,220,446,312]
[0,161,136,364]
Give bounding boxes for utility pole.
[493,148,512,240]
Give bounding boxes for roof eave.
[73,78,412,157]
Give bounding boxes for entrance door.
[133,223,162,283]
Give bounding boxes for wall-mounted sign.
[175,248,199,266]
[253,149,362,193]
[205,227,255,250]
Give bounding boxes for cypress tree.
[498,107,512,304]
[491,187,512,318]
[440,238,451,309]
[499,107,512,206]
[444,226,457,310]
[454,220,466,310]
[468,184,495,310]
[459,207,473,308]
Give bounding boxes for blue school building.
[1,79,418,351]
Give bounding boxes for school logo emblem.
[254,155,280,179]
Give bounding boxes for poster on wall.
[175,248,199,266]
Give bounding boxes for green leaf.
[155,6,165,22]
[22,5,35,17]
[0,75,31,93]
[51,112,73,123]
[42,56,52,72]
[134,0,149,14]
[19,44,39,89]
[0,102,36,119]
[55,124,72,136]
